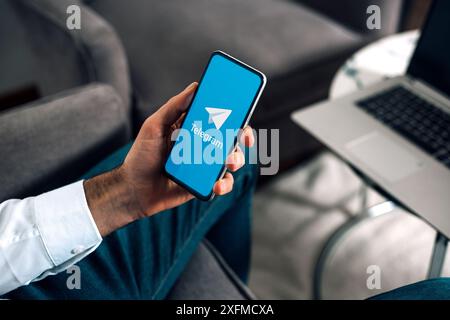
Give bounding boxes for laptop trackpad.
[346,132,424,183]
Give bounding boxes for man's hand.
[84,83,255,236]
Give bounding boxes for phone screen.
[165,52,265,199]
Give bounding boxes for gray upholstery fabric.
[88,0,364,122]
[87,0,380,163]
[0,84,130,201]
[168,241,254,300]
[0,0,82,97]
[0,0,131,111]
[297,0,403,36]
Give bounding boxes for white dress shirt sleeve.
[0,180,102,295]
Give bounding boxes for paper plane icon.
[205,107,232,129]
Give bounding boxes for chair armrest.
[0,84,130,201]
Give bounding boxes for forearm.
[84,167,141,237]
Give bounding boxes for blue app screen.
[165,53,264,198]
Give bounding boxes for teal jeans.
[370,278,450,300]
[4,143,258,299]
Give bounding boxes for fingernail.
[185,82,197,91]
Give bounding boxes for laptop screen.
[408,0,450,98]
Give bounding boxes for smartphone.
[164,51,266,200]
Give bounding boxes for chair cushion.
[296,0,403,36]
[167,241,254,300]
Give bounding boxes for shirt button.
[71,246,84,255]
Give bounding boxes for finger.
[213,172,234,195]
[226,146,245,172]
[170,180,195,202]
[240,126,255,147]
[173,112,186,129]
[157,82,198,125]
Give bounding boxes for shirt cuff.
[34,180,102,266]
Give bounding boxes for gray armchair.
[0,0,133,199]
[0,83,250,299]
[0,0,253,299]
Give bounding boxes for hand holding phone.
[86,81,256,235]
[165,51,266,200]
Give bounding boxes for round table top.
[329,30,420,99]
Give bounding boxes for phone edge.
[164,50,267,201]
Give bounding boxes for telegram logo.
[205,107,232,130]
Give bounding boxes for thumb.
[156,82,197,125]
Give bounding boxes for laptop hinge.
[405,76,450,112]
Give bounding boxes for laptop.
[292,0,450,237]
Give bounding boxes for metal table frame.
[312,184,448,300]
[310,31,431,299]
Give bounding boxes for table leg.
[427,232,448,279]
[312,199,397,299]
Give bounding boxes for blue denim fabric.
[4,142,257,299]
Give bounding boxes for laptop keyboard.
[356,86,450,169]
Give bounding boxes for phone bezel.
[164,50,267,201]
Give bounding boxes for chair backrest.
[0,0,130,112]
[297,0,404,37]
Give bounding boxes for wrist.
[83,166,142,236]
